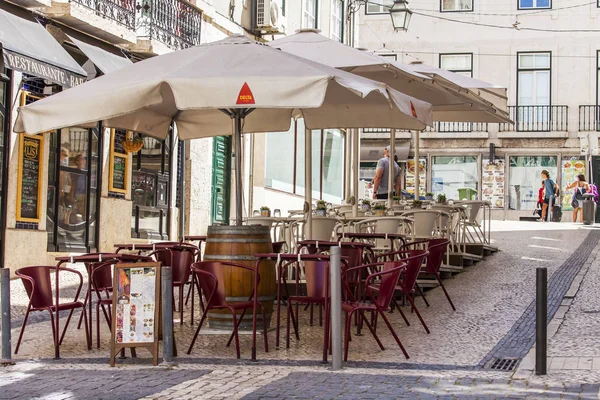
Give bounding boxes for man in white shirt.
[372,145,401,200]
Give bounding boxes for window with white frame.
[303,0,318,28]
[517,52,551,130]
[441,0,473,12]
[518,0,550,9]
[440,53,473,77]
[378,53,398,61]
[331,0,343,42]
[366,0,393,14]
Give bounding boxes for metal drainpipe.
[179,140,186,240]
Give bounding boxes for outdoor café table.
[336,232,406,252]
[53,252,150,358]
[296,240,374,257]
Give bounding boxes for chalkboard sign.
[17,135,44,222]
[110,262,161,366]
[109,129,128,194]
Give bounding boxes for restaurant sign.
[2,50,85,88]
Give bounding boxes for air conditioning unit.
[255,0,286,35]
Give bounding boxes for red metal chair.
[15,265,90,354]
[374,250,430,334]
[152,244,197,325]
[341,261,409,361]
[89,262,115,348]
[187,261,268,359]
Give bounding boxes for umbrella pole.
[305,128,313,240]
[352,129,359,217]
[234,110,244,226]
[414,130,420,200]
[388,129,395,208]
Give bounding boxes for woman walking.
[541,170,559,222]
[566,174,590,223]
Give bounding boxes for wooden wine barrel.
[203,225,276,330]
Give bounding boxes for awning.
[360,141,411,163]
[0,6,87,87]
[67,35,132,76]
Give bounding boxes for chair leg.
[436,274,456,311]
[14,308,31,355]
[77,290,89,329]
[322,300,330,364]
[190,276,195,326]
[309,304,314,326]
[405,293,430,334]
[286,299,293,348]
[392,298,410,327]
[187,308,209,354]
[184,280,193,306]
[96,302,101,349]
[360,310,384,351]
[179,285,184,326]
[261,304,269,353]
[59,309,76,345]
[343,310,354,362]
[416,283,430,308]
[377,309,410,360]
[230,309,241,359]
[227,309,247,347]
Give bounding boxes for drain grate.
[490,358,520,371]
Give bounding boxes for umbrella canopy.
[14,34,433,138]
[269,29,509,124]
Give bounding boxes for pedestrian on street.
[372,145,401,200]
[541,169,559,222]
[566,174,590,223]
[535,181,547,221]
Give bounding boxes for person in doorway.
[372,145,401,200]
[541,170,559,222]
[566,174,590,223]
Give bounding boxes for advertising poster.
[561,157,586,211]
[115,267,157,344]
[405,158,427,196]
[482,159,505,209]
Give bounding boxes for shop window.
[431,156,478,201]
[519,0,550,9]
[264,119,345,204]
[366,0,393,14]
[131,132,172,239]
[441,0,473,12]
[508,156,557,211]
[302,0,318,28]
[0,74,9,266]
[47,125,101,252]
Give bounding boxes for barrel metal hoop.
[204,254,257,261]
[206,238,271,243]
[225,296,276,302]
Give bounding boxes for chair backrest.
[372,262,406,310]
[154,247,195,284]
[16,266,54,309]
[90,262,113,292]
[400,250,428,294]
[272,241,286,253]
[467,202,483,224]
[191,261,226,308]
[412,211,440,238]
[374,218,401,250]
[425,239,449,274]
[304,260,329,299]
[311,217,338,241]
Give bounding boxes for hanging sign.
[110,262,161,366]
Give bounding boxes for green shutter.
[211,136,232,225]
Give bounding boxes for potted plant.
[260,206,271,217]
[412,200,423,209]
[315,200,328,217]
[436,193,447,204]
[425,192,434,201]
[372,202,387,216]
[360,199,371,212]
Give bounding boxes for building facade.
[359,0,600,220]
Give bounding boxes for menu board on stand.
[482,159,505,209]
[110,262,161,366]
[405,158,427,198]
[561,157,586,211]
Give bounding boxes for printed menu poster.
[405,158,427,196]
[482,159,505,209]
[115,267,157,344]
[561,157,586,211]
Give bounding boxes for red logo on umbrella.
[410,101,418,118]
[237,82,255,105]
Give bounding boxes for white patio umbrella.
[269,29,510,204]
[15,34,433,226]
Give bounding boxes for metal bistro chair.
[15,265,91,354]
[353,217,404,252]
[187,261,268,359]
[341,261,410,362]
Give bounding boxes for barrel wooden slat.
[204,225,276,330]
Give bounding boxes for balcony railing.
[579,105,600,132]
[137,0,202,50]
[363,122,488,134]
[73,0,136,29]
[499,105,568,133]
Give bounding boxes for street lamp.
[390,0,412,32]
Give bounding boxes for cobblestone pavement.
[3,222,600,399]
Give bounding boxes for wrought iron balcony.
[72,0,136,29]
[579,105,600,132]
[499,105,568,133]
[362,122,488,134]
[137,0,202,50]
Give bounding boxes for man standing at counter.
[372,145,401,200]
